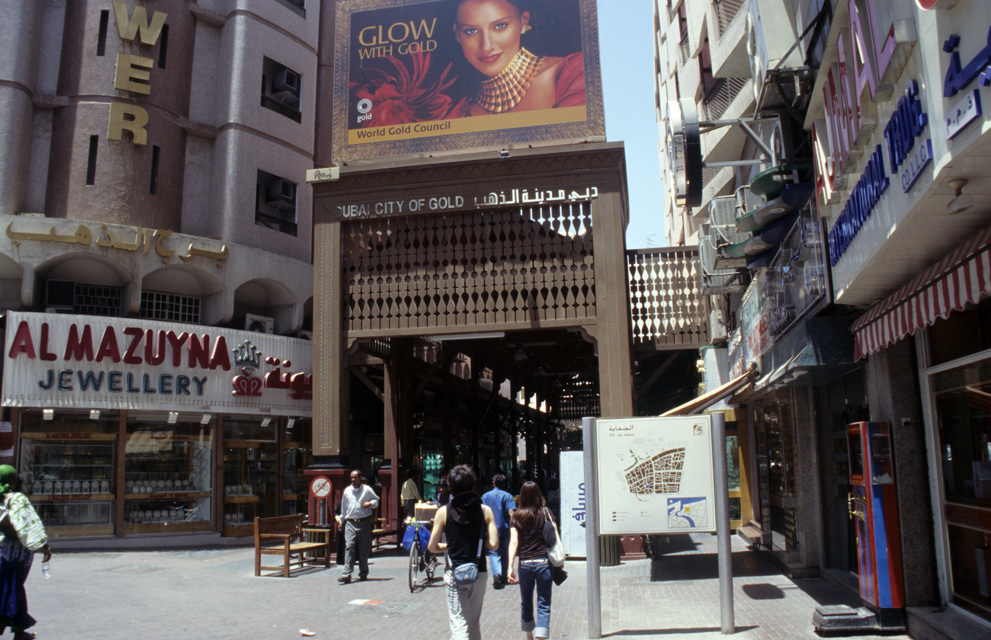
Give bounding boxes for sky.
[596,0,667,249]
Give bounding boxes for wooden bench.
[371,506,400,551]
[254,514,331,577]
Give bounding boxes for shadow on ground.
[649,550,783,581]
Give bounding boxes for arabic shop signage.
[827,81,931,267]
[813,0,907,208]
[1,312,313,416]
[941,28,991,140]
[332,186,600,221]
[107,1,167,146]
[5,220,229,266]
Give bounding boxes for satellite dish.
[665,99,702,208]
[746,8,765,106]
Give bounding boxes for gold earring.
[521,24,532,34]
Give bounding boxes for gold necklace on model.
[475,48,542,113]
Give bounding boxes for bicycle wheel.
[408,540,422,592]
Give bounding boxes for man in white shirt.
[336,470,379,584]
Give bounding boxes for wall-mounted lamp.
[261,417,272,427]
[287,418,296,429]
[167,411,179,424]
[200,414,212,425]
[42,409,54,421]
[948,179,975,215]
[89,410,100,421]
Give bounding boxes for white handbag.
[543,508,566,567]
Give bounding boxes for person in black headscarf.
[428,464,498,640]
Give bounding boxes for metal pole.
[583,417,602,639]
[712,412,735,633]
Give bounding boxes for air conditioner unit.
[245,313,274,334]
[44,280,75,309]
[272,90,301,110]
[747,0,805,105]
[273,68,301,96]
[297,330,313,340]
[709,309,728,343]
[266,178,295,205]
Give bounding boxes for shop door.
[755,395,798,557]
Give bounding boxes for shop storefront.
[919,298,991,622]
[1,311,313,544]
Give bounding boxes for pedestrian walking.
[481,473,516,589]
[0,465,51,640]
[428,464,499,640]
[401,468,422,519]
[436,474,451,506]
[336,470,379,584]
[507,481,555,640]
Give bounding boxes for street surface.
[26,534,910,640]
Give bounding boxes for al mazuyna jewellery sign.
[1,312,313,416]
[332,0,605,161]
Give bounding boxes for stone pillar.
[313,215,348,456]
[588,180,633,419]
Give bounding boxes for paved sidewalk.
[25,534,910,640]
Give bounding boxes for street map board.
[594,415,716,535]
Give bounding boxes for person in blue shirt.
[481,473,516,589]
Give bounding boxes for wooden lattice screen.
[628,247,708,349]
[343,204,595,336]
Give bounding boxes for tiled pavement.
[27,534,911,640]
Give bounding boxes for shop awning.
[852,225,991,360]
[660,365,758,416]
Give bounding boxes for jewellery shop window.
[19,409,117,537]
[124,412,213,534]
[282,418,311,516]
[223,417,277,536]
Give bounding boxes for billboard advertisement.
[333,0,605,161]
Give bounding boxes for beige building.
[0,0,317,546]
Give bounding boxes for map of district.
[623,448,685,496]
[667,497,708,529]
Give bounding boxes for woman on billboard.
[447,0,585,115]
[348,0,585,127]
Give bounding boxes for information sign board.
[594,416,715,535]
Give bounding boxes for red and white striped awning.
[852,225,991,360]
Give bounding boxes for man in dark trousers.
[481,473,516,589]
[336,470,379,584]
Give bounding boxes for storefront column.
[866,339,937,606]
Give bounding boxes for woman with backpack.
[429,464,499,640]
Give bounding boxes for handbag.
[552,564,568,586]
[451,515,485,587]
[542,508,566,567]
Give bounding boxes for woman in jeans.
[506,481,554,640]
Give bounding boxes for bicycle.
[404,518,439,592]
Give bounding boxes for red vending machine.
[847,421,905,627]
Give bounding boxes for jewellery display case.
[123,416,214,534]
[281,418,312,516]
[20,430,116,537]
[223,441,278,536]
